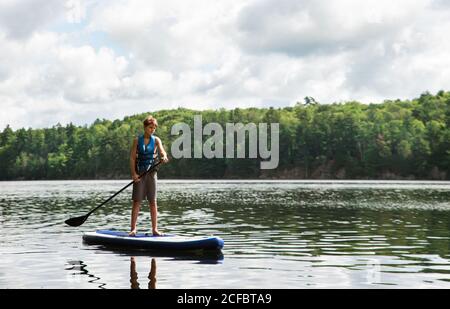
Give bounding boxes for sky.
[1,0,450,130]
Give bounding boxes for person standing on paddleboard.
[129,115,169,236]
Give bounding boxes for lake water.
[0,180,449,289]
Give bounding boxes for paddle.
[65,160,162,227]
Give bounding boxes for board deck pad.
[83,229,224,251]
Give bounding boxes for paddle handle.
[87,160,162,216]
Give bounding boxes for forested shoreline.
[1,91,449,180]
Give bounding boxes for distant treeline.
[0,91,449,180]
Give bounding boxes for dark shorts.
[132,171,157,202]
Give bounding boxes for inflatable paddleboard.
[83,229,224,251]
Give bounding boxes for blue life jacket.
[136,134,156,173]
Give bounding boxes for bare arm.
[130,137,139,181]
[155,137,169,163]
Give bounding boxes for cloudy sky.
[1,0,450,129]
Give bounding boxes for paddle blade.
[65,215,88,227]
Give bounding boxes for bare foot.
[152,230,164,236]
[129,230,137,236]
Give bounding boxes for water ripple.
[0,180,449,288]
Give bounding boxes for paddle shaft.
[86,160,162,216]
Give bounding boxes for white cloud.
[0,0,64,39]
[0,0,450,130]
[236,0,427,56]
[234,0,450,102]
[0,30,132,128]
[0,32,128,101]
[341,3,450,101]
[89,0,242,71]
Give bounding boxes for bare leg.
[149,200,162,236]
[130,200,141,236]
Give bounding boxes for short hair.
[143,115,158,127]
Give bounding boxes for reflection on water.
[130,257,156,289]
[65,250,223,289]
[65,260,106,289]
[0,180,449,288]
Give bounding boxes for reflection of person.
[148,258,157,289]
[130,257,140,289]
[129,115,169,236]
[129,257,157,289]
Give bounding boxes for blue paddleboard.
[83,229,224,251]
